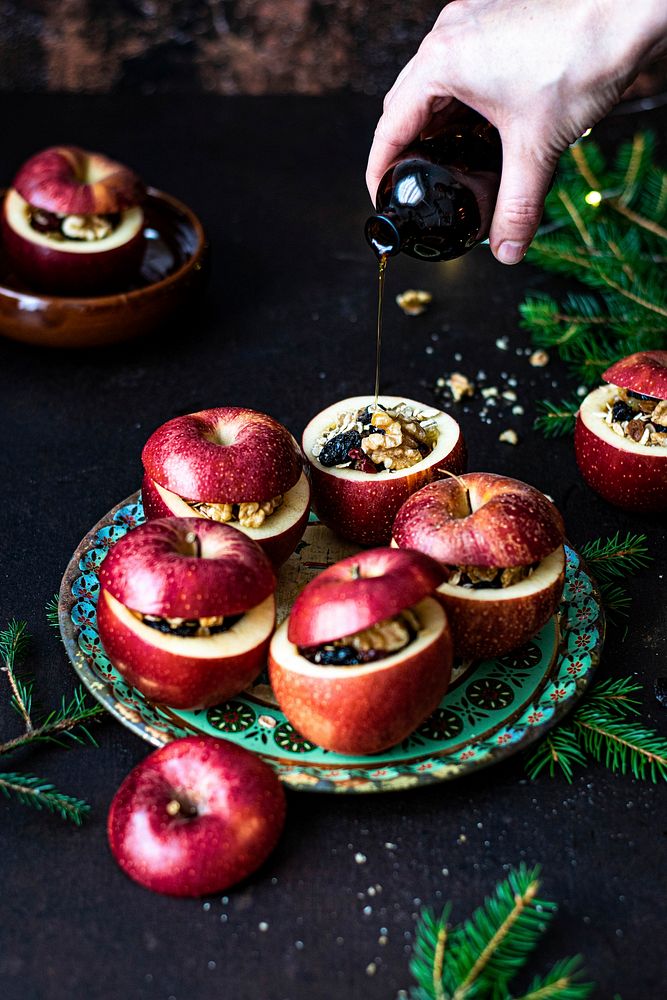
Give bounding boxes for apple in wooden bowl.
[269,547,452,755]
[392,473,566,660]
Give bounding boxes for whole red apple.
[575,351,667,512]
[2,146,146,293]
[269,548,452,754]
[142,407,310,567]
[302,395,466,546]
[392,473,565,659]
[97,517,276,709]
[108,736,286,897]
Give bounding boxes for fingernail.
[497,241,527,265]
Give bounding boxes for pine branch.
[524,729,587,782]
[596,582,631,623]
[0,620,33,731]
[583,677,642,716]
[575,717,667,782]
[0,771,91,825]
[533,399,579,438]
[411,906,451,1000]
[580,532,651,583]
[46,593,60,630]
[0,687,104,756]
[512,956,594,1000]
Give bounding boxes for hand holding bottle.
[366,0,667,264]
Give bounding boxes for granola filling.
[604,387,667,448]
[187,495,283,529]
[137,612,243,638]
[446,564,537,590]
[312,403,439,474]
[299,608,421,666]
[28,205,121,243]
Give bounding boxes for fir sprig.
[0,611,103,824]
[533,398,580,438]
[521,131,667,430]
[410,865,593,1000]
[579,531,651,583]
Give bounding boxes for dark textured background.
[0,93,665,999]
[0,0,444,95]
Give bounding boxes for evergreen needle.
[0,771,91,825]
[580,532,651,582]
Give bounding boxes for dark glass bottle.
[365,110,502,262]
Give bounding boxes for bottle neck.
[364,212,402,259]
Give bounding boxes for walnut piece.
[498,429,519,445]
[191,495,283,527]
[395,289,433,316]
[346,608,420,653]
[61,214,114,241]
[447,372,475,402]
[651,399,667,425]
[529,349,550,367]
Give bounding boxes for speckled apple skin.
[107,735,285,897]
[436,566,564,660]
[574,412,667,512]
[142,408,303,502]
[307,431,467,546]
[14,146,145,214]
[1,202,145,294]
[140,474,310,568]
[603,350,667,398]
[97,588,272,709]
[287,547,445,647]
[392,472,564,567]
[269,612,452,755]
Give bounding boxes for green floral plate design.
[59,493,605,793]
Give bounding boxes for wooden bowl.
[0,188,207,348]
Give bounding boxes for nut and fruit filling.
[28,206,121,242]
[446,564,537,590]
[299,608,421,666]
[137,612,243,638]
[187,495,283,529]
[312,403,439,473]
[604,387,667,448]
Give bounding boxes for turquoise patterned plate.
[59,493,605,793]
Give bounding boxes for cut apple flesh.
[98,589,276,708]
[436,546,565,660]
[4,189,143,254]
[143,472,310,564]
[580,385,667,453]
[269,596,452,755]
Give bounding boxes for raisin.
[143,614,242,637]
[299,644,362,666]
[611,400,635,424]
[319,430,362,466]
[627,389,659,402]
[30,208,63,234]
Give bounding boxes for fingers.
[489,131,558,264]
[366,73,440,203]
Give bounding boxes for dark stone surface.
[0,94,665,1000]
[0,1,443,95]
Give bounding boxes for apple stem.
[166,797,198,818]
[184,530,202,559]
[436,469,472,514]
[350,563,361,580]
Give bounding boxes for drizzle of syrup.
[373,253,388,407]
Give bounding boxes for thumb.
[489,132,558,265]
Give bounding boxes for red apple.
[142,408,308,567]
[302,395,466,546]
[97,517,276,709]
[392,473,565,659]
[269,548,452,754]
[108,735,286,897]
[2,146,146,294]
[575,351,667,513]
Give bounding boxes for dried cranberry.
[348,447,378,474]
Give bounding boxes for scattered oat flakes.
[529,349,550,367]
[447,372,475,401]
[495,336,509,350]
[481,386,499,398]
[396,289,432,315]
[366,963,377,976]
[511,405,525,416]
[499,429,519,445]
[355,852,367,864]
[502,390,517,402]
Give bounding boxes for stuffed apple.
[2,145,146,293]
[392,473,565,660]
[269,548,452,755]
[97,517,276,709]
[302,395,466,545]
[575,350,667,512]
[142,407,310,567]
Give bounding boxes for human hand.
[366,0,667,264]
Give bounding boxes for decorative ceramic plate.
[59,493,604,793]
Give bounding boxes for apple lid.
[392,473,564,568]
[603,351,667,398]
[13,146,145,216]
[99,518,276,618]
[142,407,304,503]
[287,547,445,647]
